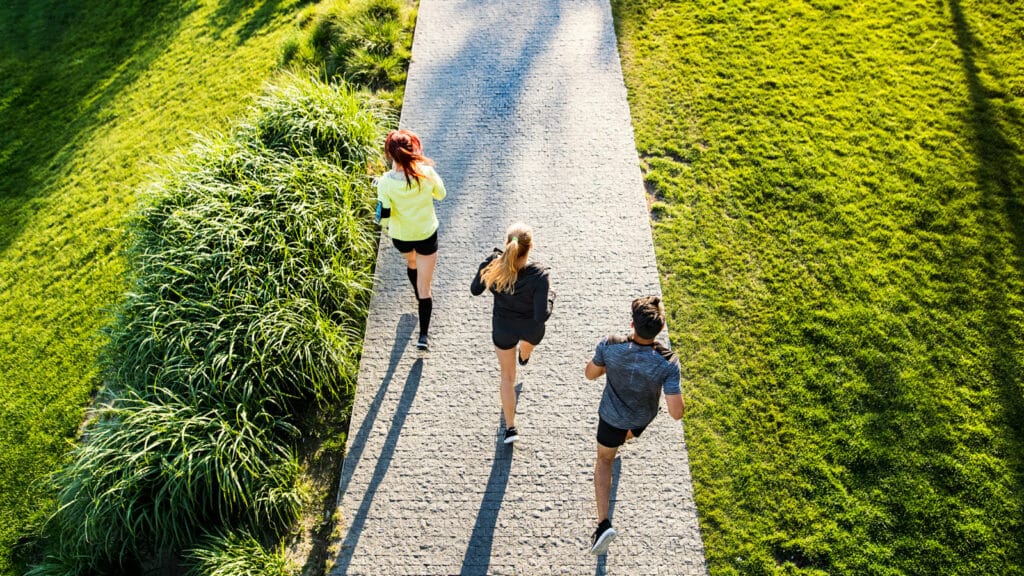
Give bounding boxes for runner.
[471,222,551,444]
[584,296,685,554]
[376,129,447,350]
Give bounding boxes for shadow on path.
[334,355,424,574]
[293,314,415,576]
[460,384,521,575]
[336,313,417,503]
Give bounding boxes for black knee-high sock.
[406,267,419,298]
[417,297,432,336]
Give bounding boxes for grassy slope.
[0,1,308,572]
[612,0,1023,574]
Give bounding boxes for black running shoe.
[517,350,529,366]
[590,519,617,555]
[416,334,429,351]
[503,426,519,444]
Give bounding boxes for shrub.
[187,532,293,576]
[283,0,413,99]
[47,394,301,565]
[31,73,392,575]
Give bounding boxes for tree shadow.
[0,0,199,253]
[837,3,1024,571]
[332,356,424,574]
[460,383,521,576]
[946,0,1024,566]
[210,0,314,45]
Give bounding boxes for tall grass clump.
[187,532,293,576]
[281,0,415,107]
[29,72,393,576]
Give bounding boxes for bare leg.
[496,346,517,428]
[595,443,619,523]
[402,250,417,269]
[402,251,419,298]
[518,340,536,363]
[415,251,437,299]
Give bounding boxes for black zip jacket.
[470,249,550,322]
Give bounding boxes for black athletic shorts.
[596,416,648,448]
[391,230,438,255]
[492,317,545,350]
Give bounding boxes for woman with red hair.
[376,129,447,350]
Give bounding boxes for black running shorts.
[492,317,545,350]
[391,230,438,255]
[596,416,648,448]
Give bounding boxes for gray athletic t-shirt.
[592,334,682,430]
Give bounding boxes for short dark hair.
[631,296,665,339]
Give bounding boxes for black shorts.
[492,317,545,350]
[391,230,438,255]
[596,416,648,448]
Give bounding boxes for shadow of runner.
[460,427,513,575]
[336,313,417,504]
[334,356,424,574]
[460,384,521,575]
[290,315,415,576]
[594,457,620,575]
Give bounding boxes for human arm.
[662,362,684,420]
[585,338,607,380]
[532,270,550,322]
[470,255,494,296]
[664,393,685,420]
[585,361,606,380]
[374,183,391,226]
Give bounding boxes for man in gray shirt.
[584,296,685,555]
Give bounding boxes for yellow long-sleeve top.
[376,165,447,241]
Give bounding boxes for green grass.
[280,0,416,109]
[611,0,1024,574]
[29,73,391,575]
[0,1,316,573]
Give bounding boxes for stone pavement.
[332,1,707,574]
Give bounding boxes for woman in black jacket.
[471,222,551,444]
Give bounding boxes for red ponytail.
[385,129,434,187]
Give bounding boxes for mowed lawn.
[612,0,1023,574]
[0,0,308,572]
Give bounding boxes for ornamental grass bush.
[282,0,414,104]
[29,72,393,575]
[186,532,293,576]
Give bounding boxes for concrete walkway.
[333,1,707,574]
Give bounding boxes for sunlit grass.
[0,0,416,572]
[612,0,1024,574]
[28,72,392,574]
[0,1,312,572]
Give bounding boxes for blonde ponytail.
[481,223,533,294]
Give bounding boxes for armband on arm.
[375,201,391,225]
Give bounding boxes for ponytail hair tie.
[510,236,519,245]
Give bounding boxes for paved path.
[333,1,707,574]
